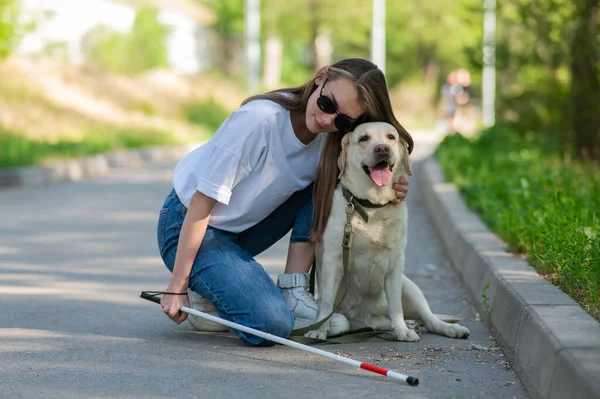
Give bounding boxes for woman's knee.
[235,301,294,346]
[189,262,294,346]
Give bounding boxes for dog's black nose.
[374,144,390,154]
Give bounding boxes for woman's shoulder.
[237,98,288,118]
[221,99,288,133]
[212,99,288,143]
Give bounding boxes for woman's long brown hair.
[242,58,413,243]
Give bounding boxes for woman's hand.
[391,176,409,204]
[161,289,190,324]
[162,190,216,325]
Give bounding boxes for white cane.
[141,292,419,386]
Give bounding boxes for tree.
[383,1,482,90]
[126,6,170,74]
[493,0,600,160]
[494,0,576,147]
[203,0,245,76]
[570,0,600,160]
[82,6,169,75]
[0,0,20,60]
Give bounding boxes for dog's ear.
[337,133,350,179]
[402,143,413,176]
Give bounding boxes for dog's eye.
[359,135,369,142]
[388,134,396,140]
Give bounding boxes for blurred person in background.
[441,68,471,132]
[156,58,413,345]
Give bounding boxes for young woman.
[157,58,413,345]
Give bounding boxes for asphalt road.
[0,133,528,398]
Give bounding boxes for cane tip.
[406,376,419,386]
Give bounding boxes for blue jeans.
[157,186,314,346]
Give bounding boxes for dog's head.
[337,122,412,194]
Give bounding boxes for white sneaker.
[187,289,229,332]
[277,272,350,336]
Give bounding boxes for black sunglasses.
[317,79,357,133]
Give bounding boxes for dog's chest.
[325,190,407,271]
[351,218,393,252]
[348,206,406,273]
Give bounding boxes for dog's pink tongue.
[370,167,393,187]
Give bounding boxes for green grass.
[0,126,180,168]
[184,98,230,133]
[436,125,600,320]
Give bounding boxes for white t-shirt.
[173,99,325,233]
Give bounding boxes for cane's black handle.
[140,291,161,304]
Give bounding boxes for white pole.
[245,0,261,93]
[371,0,386,74]
[179,306,418,385]
[482,0,496,127]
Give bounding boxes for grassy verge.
[436,125,600,320]
[0,126,180,168]
[0,95,230,169]
[0,59,238,169]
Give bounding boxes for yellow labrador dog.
[306,122,470,341]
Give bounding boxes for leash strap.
[342,187,369,223]
[288,328,397,345]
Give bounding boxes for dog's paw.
[405,319,422,335]
[305,329,328,340]
[392,327,420,342]
[444,323,470,339]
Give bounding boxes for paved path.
[0,133,528,398]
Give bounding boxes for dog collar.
[341,186,389,223]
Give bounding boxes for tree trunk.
[315,28,333,68]
[308,0,321,70]
[570,0,600,160]
[263,35,282,89]
[424,60,440,105]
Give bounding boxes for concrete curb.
[419,156,600,399]
[0,143,202,189]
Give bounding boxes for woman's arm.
[161,190,217,324]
